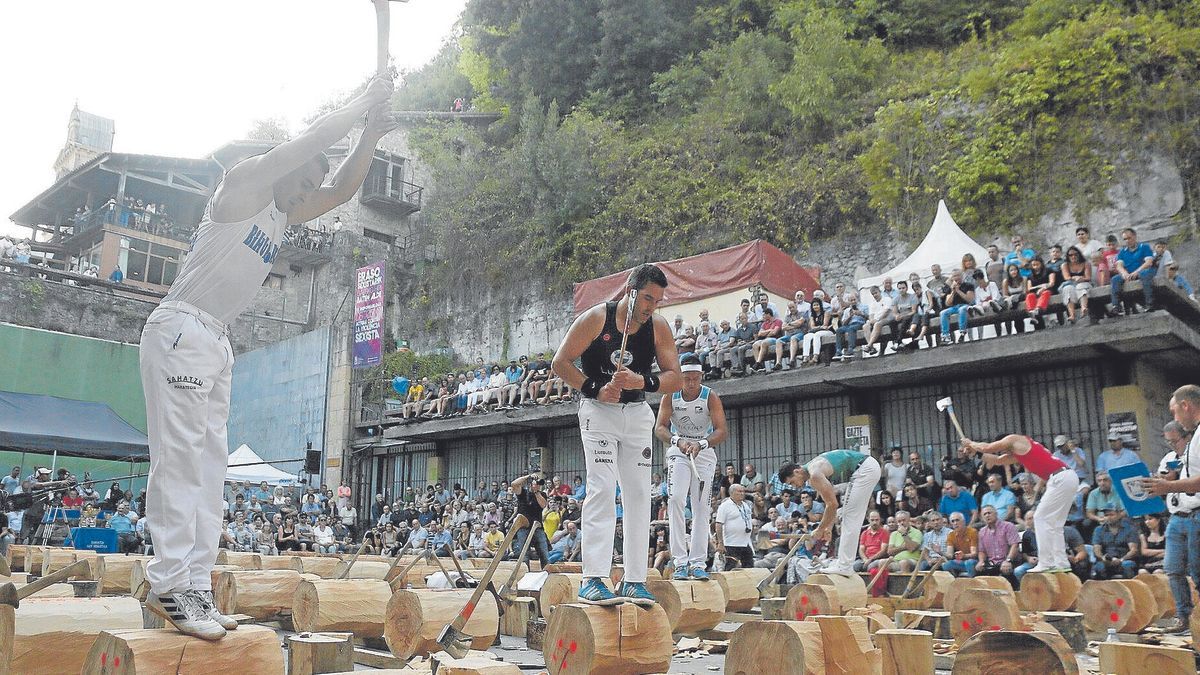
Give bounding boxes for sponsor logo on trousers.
[166,375,204,389]
[594,458,614,464]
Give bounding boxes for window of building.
[363,228,395,246]
[119,236,185,286]
[264,273,285,290]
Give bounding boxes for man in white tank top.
[654,355,728,581]
[139,75,396,640]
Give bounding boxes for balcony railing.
[282,224,333,254]
[361,173,423,217]
[64,204,193,243]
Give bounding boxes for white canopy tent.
[225,444,298,485]
[857,200,990,290]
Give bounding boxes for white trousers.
[579,398,654,583]
[836,456,881,566]
[667,445,717,568]
[802,331,833,358]
[1034,469,1079,569]
[140,301,232,594]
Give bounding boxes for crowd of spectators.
[392,353,576,421]
[1,466,147,552]
[71,196,178,238]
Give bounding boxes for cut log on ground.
[384,588,499,660]
[214,550,262,569]
[807,573,868,611]
[1040,611,1087,652]
[3,597,142,675]
[1134,572,1174,621]
[644,579,725,634]
[761,597,787,621]
[301,556,345,578]
[293,579,394,638]
[943,576,1012,614]
[1077,579,1156,633]
[711,568,770,613]
[951,630,1079,674]
[81,624,284,675]
[16,582,75,598]
[431,656,520,675]
[0,605,9,675]
[786,583,841,621]
[806,614,882,675]
[288,631,354,675]
[499,597,535,637]
[260,555,305,571]
[538,574,586,617]
[527,618,547,651]
[1098,641,1194,674]
[42,549,102,581]
[845,606,895,634]
[893,609,951,639]
[98,555,149,596]
[335,559,393,581]
[1049,572,1082,611]
[544,563,583,574]
[949,588,1021,644]
[1018,573,1065,612]
[214,569,314,620]
[542,603,672,675]
[917,571,955,609]
[8,546,28,573]
[726,620,823,675]
[875,628,933,675]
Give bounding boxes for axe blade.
[435,623,472,659]
[935,396,953,412]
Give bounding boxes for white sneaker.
[196,590,239,630]
[820,561,857,577]
[147,590,227,641]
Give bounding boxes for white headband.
[681,364,704,373]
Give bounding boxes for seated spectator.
[277,515,302,551]
[521,354,552,406]
[798,291,834,365]
[571,475,586,501]
[312,515,337,554]
[1013,510,1040,580]
[874,488,898,521]
[1098,433,1140,474]
[887,510,923,572]
[1024,257,1055,328]
[855,510,890,572]
[976,505,1020,584]
[833,291,867,362]
[980,474,1018,522]
[860,285,894,357]
[776,490,801,519]
[1110,227,1157,314]
[939,270,975,345]
[672,315,694,352]
[1085,471,1124,529]
[778,301,806,368]
[483,521,504,557]
[546,520,580,563]
[1053,435,1091,482]
[998,264,1027,336]
[1137,511,1165,573]
[108,502,142,553]
[938,480,978,524]
[967,269,1001,339]
[1158,240,1198,301]
[61,488,85,509]
[751,307,784,371]
[943,512,978,577]
[1013,474,1040,522]
[899,483,933,517]
[296,516,316,551]
[920,511,952,570]
[1091,508,1138,579]
[429,521,454,557]
[1059,246,1093,323]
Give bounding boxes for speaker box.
[305,449,321,474]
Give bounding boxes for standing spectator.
[715,484,756,570]
[1073,226,1104,262]
[984,244,1005,286]
[1110,227,1157,314]
[943,512,978,578]
[510,474,551,567]
[939,270,975,344]
[1052,435,1090,482]
[881,446,908,498]
[1095,432,1139,475]
[1090,509,1138,579]
[975,505,1019,583]
[1,467,19,495]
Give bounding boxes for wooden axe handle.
[338,538,370,580]
[902,558,944,599]
[866,556,893,590]
[373,0,390,76]
[759,533,810,593]
[448,515,528,630]
[899,550,930,598]
[18,559,91,601]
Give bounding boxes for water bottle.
[1105,628,1118,643]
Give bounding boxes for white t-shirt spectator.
[868,294,894,321]
[882,461,908,497]
[716,498,754,547]
[314,525,335,545]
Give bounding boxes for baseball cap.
[36,467,51,476]
[1053,435,1068,448]
[1107,431,1121,441]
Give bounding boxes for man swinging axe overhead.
[552,264,682,605]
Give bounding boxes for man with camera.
[511,473,550,566]
[1145,384,1200,632]
[714,484,756,570]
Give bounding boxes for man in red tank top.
[960,435,1080,574]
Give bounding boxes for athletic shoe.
[1049,567,1074,573]
[147,591,227,641]
[196,589,239,630]
[690,566,710,581]
[578,577,623,606]
[819,561,857,577]
[672,566,690,581]
[1162,617,1188,634]
[619,581,657,607]
[1024,565,1054,574]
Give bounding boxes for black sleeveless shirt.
[579,301,656,403]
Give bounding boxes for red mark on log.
[101,654,107,666]
[990,625,1000,631]
[570,641,577,652]
[801,596,809,605]
[795,609,806,620]
[975,616,983,625]
[1110,612,1120,623]
[114,657,120,667]
[961,620,971,631]
[1115,598,1125,607]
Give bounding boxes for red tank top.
[1019,438,1068,480]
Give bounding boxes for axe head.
[935,396,953,412]
[0,582,17,609]
[435,623,471,659]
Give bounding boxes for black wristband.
[643,373,660,393]
[581,378,602,398]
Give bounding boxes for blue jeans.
[1172,273,1195,296]
[1111,267,1157,308]
[1165,511,1200,619]
[547,547,568,563]
[939,305,969,337]
[512,526,551,567]
[1092,558,1136,579]
[943,559,976,577]
[1014,561,1037,580]
[834,320,864,354]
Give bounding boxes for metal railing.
[66,204,193,242]
[362,173,423,212]
[282,225,333,254]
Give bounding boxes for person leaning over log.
[510,473,550,567]
[778,449,882,576]
[654,354,728,581]
[960,434,1079,574]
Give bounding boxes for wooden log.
[539,573,585,616]
[8,546,28,572]
[301,556,345,578]
[288,632,354,675]
[0,605,10,675]
[16,582,76,598]
[341,559,400,581]
[1049,572,1082,611]
[260,555,305,571]
[786,583,841,621]
[500,597,536,637]
[432,656,520,675]
[807,615,882,675]
[1040,611,1087,652]
[1077,579,1156,633]
[643,579,725,634]
[951,630,1077,674]
[541,603,672,675]
[1018,573,1062,612]
[98,555,149,595]
[893,610,951,640]
[949,589,1021,644]
[917,571,955,609]
[875,628,933,675]
[527,618,547,651]
[943,576,1012,614]
[4,597,142,674]
[1135,572,1175,620]
[761,597,787,621]
[1114,578,1157,633]
[293,579,394,638]
[384,588,499,660]
[214,550,263,569]
[807,573,868,610]
[42,549,102,581]
[544,563,583,574]
[844,606,896,635]
[214,569,313,620]
[1098,642,1195,675]
[81,624,284,674]
[0,573,29,585]
[726,620,824,675]
[128,561,241,601]
[711,568,770,612]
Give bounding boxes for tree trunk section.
[214,550,262,569]
[1040,611,1087,652]
[499,597,535,637]
[292,579,393,638]
[786,583,841,621]
[917,571,955,610]
[1098,642,1195,675]
[644,579,725,634]
[81,624,284,674]
[951,630,1079,674]
[287,632,354,675]
[541,603,672,675]
[383,588,498,660]
[214,569,316,620]
[539,574,586,617]
[845,606,896,635]
[727,620,823,675]
[761,597,787,621]
[301,556,344,578]
[98,555,149,596]
[875,628,933,675]
[711,568,769,613]
[949,589,1021,644]
[1018,573,1061,612]
[893,610,951,639]
[1077,579,1156,633]
[260,555,305,571]
[943,576,1012,615]
[809,615,882,675]
[1135,572,1175,620]
[808,573,868,610]
[4,597,142,675]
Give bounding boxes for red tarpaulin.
[572,240,821,314]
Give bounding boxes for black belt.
[1048,467,1069,478]
[619,392,647,404]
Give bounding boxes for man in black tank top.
[552,264,683,605]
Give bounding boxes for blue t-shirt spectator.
[505,365,524,383]
[1116,242,1155,274]
[301,501,322,518]
[108,513,136,534]
[938,490,978,519]
[981,488,1018,521]
[1005,247,1037,278]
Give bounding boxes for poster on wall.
[1106,411,1140,453]
[353,261,385,369]
[845,425,871,454]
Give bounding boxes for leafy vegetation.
[391,0,1200,300]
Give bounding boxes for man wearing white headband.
[654,354,728,580]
